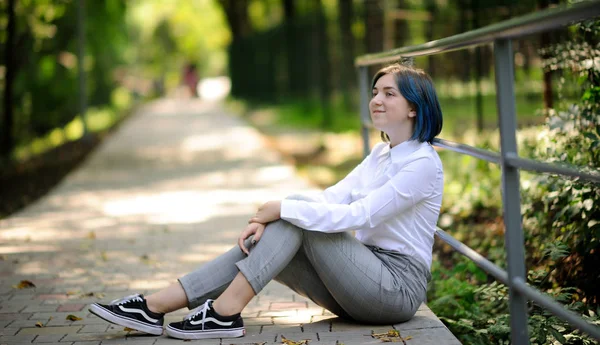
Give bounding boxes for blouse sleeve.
[310,143,382,204]
[280,155,438,232]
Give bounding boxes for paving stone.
[330,319,392,334]
[227,334,278,344]
[399,327,462,345]
[8,319,51,328]
[79,325,110,333]
[105,335,158,344]
[155,337,217,345]
[269,302,307,310]
[302,320,331,333]
[0,312,32,320]
[0,303,26,313]
[33,334,66,342]
[0,334,37,343]
[0,328,20,336]
[317,331,381,344]
[57,304,86,312]
[275,334,316,343]
[18,326,83,335]
[260,325,302,337]
[36,294,69,300]
[72,342,101,345]
[61,332,128,342]
[22,304,59,313]
[393,308,446,331]
[243,317,273,326]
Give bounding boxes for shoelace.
[110,294,143,305]
[185,300,211,322]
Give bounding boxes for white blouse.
[281,140,444,269]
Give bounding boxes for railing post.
[494,38,529,345]
[358,66,370,157]
[77,0,89,140]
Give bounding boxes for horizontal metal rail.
[505,153,600,183]
[355,0,600,67]
[435,229,508,283]
[436,229,600,340]
[432,138,501,164]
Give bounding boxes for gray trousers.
[178,197,431,324]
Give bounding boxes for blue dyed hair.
[371,64,443,143]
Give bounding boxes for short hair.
[371,63,443,143]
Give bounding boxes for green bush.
[430,18,600,344]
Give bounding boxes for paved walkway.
[0,99,461,345]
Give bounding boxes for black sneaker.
[89,294,164,335]
[166,299,245,340]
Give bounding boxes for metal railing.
[355,1,600,344]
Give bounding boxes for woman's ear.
[408,109,417,118]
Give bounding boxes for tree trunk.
[218,0,252,98]
[472,0,484,132]
[364,0,384,77]
[2,0,16,159]
[315,0,331,128]
[394,0,409,48]
[538,0,557,110]
[338,0,356,109]
[283,0,301,98]
[424,0,436,77]
[458,0,470,82]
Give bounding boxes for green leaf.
[549,327,567,344]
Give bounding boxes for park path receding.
[0,99,460,345]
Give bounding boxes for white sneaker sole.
[165,324,245,340]
[89,303,163,335]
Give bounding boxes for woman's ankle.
[145,296,167,314]
[211,299,242,317]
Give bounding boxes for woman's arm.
[279,156,440,233]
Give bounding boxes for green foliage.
[429,18,600,345]
[1,0,129,152]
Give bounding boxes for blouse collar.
[388,140,425,163]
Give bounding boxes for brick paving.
[0,99,461,345]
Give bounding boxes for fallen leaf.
[372,330,400,339]
[13,280,36,289]
[87,231,96,239]
[78,292,105,299]
[281,335,310,345]
[124,327,135,332]
[66,290,80,296]
[35,321,44,328]
[372,329,411,343]
[100,251,108,261]
[66,314,82,321]
[0,254,6,260]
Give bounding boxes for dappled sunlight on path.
[0,98,316,292]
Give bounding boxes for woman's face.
[369,74,415,134]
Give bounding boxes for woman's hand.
[238,222,266,255]
[249,200,282,224]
